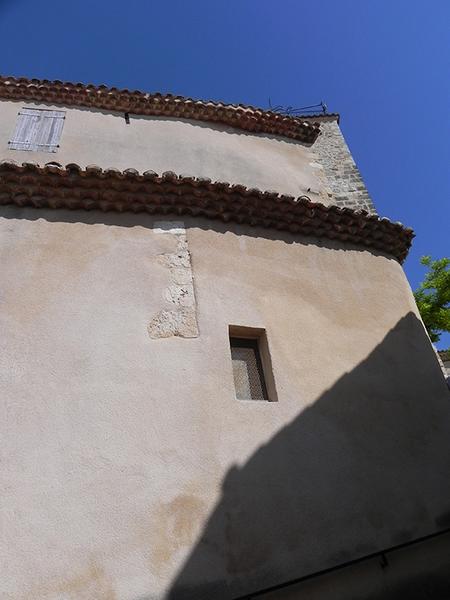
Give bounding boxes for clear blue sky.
[1,0,448,348]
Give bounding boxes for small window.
[9,108,65,152]
[229,326,278,402]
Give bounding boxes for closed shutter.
[9,108,65,152]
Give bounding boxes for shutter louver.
[9,108,65,152]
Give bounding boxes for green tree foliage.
[413,256,450,343]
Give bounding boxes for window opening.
[228,326,277,402]
[230,337,268,400]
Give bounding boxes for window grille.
[9,108,65,152]
[230,336,269,401]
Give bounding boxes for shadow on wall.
[0,206,391,262]
[164,313,450,600]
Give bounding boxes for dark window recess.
[230,337,269,401]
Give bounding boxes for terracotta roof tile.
[295,113,340,122]
[0,76,321,143]
[0,161,413,262]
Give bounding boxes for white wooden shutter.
[9,109,41,151]
[37,110,65,152]
[9,108,65,152]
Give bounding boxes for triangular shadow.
[166,312,450,599]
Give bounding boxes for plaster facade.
[1,209,449,599]
[0,84,449,599]
[0,100,373,213]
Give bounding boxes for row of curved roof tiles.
[0,76,340,143]
[0,160,413,263]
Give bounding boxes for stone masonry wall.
[312,119,376,214]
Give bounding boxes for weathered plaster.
[1,208,448,599]
[0,101,381,215]
[0,100,329,203]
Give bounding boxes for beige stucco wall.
[0,100,329,203]
[1,206,449,599]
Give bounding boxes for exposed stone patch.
[148,307,198,339]
[148,222,199,339]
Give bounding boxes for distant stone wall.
[313,119,376,214]
[443,361,450,378]
[438,350,450,379]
